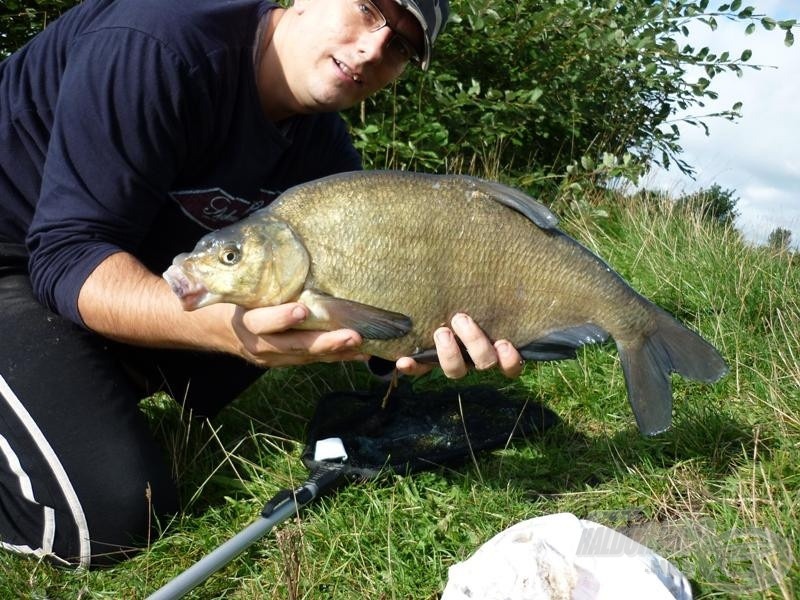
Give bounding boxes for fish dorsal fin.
[456,176,560,230]
[298,289,412,340]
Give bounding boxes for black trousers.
[0,246,264,566]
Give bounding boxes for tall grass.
[2,192,797,598]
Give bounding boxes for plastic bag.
[442,513,692,600]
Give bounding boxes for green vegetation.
[769,227,794,252]
[676,183,740,226]
[346,0,795,190]
[2,190,797,598]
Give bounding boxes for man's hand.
[231,303,366,367]
[395,313,524,379]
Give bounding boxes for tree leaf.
[761,17,776,30]
[740,48,752,61]
[786,30,795,47]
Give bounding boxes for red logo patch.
[170,188,282,229]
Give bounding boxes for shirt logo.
[170,188,282,230]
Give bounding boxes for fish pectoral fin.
[519,324,609,361]
[300,290,412,340]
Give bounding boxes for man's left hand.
[395,313,524,379]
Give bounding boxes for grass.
[2,192,798,598]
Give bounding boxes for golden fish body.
[164,171,727,435]
[269,172,645,359]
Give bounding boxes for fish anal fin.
[298,289,412,340]
[519,324,609,361]
[407,324,608,364]
[519,344,578,361]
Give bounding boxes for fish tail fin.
[617,306,728,436]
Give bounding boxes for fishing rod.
[146,454,346,600]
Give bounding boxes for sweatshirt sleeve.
[26,28,209,325]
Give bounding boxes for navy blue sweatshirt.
[0,0,361,325]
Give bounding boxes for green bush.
[676,183,740,226]
[344,0,795,193]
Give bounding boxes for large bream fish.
[164,171,727,435]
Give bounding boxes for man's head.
[262,0,450,118]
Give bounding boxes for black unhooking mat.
[301,379,560,479]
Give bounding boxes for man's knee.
[80,461,180,566]
[1,435,179,568]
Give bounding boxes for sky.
[643,0,799,249]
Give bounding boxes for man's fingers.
[450,313,497,370]
[293,329,362,355]
[230,303,364,367]
[495,340,524,378]
[253,329,361,359]
[434,327,469,379]
[395,356,434,376]
[239,303,308,334]
[237,304,361,352]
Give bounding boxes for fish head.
[163,213,310,310]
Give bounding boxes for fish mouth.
[162,265,220,311]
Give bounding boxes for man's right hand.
[230,303,366,367]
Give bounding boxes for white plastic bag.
[441,513,692,600]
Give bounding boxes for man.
[0,0,522,567]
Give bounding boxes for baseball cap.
[392,0,449,70]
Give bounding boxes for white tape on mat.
[313,437,348,462]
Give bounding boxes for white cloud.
[737,185,800,245]
[644,1,800,248]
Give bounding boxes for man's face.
[279,0,424,112]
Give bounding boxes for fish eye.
[218,244,241,266]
